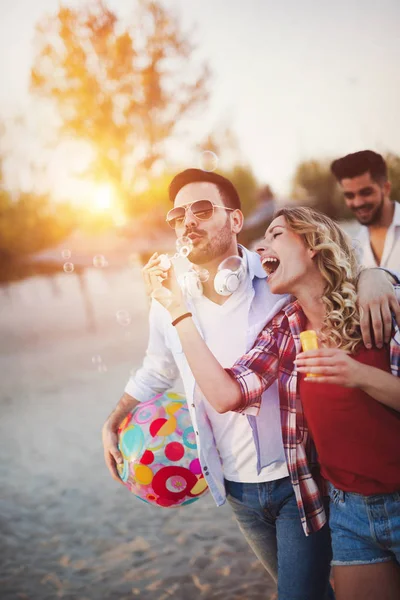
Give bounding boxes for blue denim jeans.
[225,476,335,600]
[328,483,400,566]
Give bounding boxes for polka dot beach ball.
[117,392,209,507]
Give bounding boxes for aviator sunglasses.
[166,199,235,229]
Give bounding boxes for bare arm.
[358,364,400,412]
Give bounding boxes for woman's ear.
[308,247,318,260]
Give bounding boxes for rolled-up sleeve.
[225,329,279,415]
[124,300,179,402]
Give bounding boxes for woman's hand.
[142,252,185,314]
[294,348,366,387]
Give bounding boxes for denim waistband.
[328,481,400,503]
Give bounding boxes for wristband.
[171,312,192,326]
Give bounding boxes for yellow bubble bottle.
[299,330,319,378]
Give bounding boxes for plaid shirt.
[227,286,400,536]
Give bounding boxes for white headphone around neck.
[178,255,246,298]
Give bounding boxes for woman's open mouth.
[261,257,280,278]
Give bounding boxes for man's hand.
[102,419,125,486]
[356,269,400,348]
[102,393,138,485]
[295,348,365,387]
[142,252,185,313]
[142,252,166,297]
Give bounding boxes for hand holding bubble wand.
[142,236,210,310]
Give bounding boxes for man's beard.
[353,191,385,226]
[185,217,233,265]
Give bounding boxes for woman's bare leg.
[334,561,400,600]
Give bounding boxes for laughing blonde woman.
[145,206,400,600]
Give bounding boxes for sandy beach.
[0,263,276,599]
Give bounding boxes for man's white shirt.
[353,201,400,270]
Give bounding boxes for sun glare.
[93,184,113,211]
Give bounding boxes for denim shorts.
[327,482,400,566]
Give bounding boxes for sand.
[0,264,276,599]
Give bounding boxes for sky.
[0,0,399,201]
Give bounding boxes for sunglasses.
[166,199,235,229]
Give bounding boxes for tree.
[291,159,351,220]
[30,0,210,215]
[0,189,75,281]
[387,153,400,202]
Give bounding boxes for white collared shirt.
[354,201,400,270]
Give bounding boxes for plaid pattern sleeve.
[225,328,279,414]
[227,303,328,536]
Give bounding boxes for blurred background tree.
[387,153,400,201]
[290,159,350,220]
[0,158,75,281]
[30,0,210,217]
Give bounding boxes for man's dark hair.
[330,150,387,184]
[169,168,241,210]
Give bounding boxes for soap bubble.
[63,262,74,273]
[199,150,219,172]
[61,249,71,259]
[93,254,107,268]
[218,255,246,275]
[193,266,210,283]
[176,236,193,258]
[116,310,132,327]
[158,254,172,270]
[97,363,108,373]
[92,355,102,364]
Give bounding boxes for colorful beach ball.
[116,392,209,508]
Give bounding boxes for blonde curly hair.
[274,206,363,353]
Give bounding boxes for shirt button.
[203,466,208,470]
[191,403,195,408]
[195,431,199,435]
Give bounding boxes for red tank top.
[299,345,400,495]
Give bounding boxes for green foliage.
[387,153,400,201]
[291,159,352,220]
[221,165,259,218]
[30,0,210,213]
[0,186,75,281]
